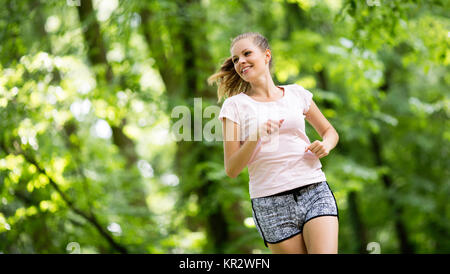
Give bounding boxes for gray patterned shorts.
[251,181,339,247]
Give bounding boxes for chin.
[242,72,255,81]
[243,77,254,83]
[243,74,259,83]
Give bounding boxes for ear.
[265,49,271,64]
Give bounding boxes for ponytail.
[207,56,251,103]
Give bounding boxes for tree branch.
[0,140,128,254]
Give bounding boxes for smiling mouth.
[241,66,252,74]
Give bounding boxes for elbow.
[327,126,339,142]
[225,167,238,178]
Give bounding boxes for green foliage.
[0,0,448,254]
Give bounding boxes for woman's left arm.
[304,99,339,159]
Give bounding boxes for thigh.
[299,181,339,253]
[251,194,300,248]
[302,216,338,254]
[268,233,307,254]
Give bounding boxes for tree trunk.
[348,191,369,253]
[77,0,140,169]
[370,133,415,253]
[372,63,415,253]
[76,0,112,81]
[140,0,252,253]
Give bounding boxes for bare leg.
[267,234,307,254]
[302,216,339,254]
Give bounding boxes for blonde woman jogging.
[208,32,340,254]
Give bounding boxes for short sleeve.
[218,98,240,125]
[296,85,313,115]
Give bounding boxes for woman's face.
[230,38,270,82]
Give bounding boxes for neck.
[247,73,279,98]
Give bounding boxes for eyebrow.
[232,49,249,58]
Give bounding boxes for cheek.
[253,58,266,71]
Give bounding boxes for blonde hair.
[207,32,273,103]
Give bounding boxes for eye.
[232,51,251,64]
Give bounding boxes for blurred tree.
[0,0,448,254]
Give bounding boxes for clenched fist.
[305,140,331,159]
[258,119,284,139]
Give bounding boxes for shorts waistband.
[269,181,324,198]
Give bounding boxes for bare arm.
[222,118,259,178]
[304,99,339,158]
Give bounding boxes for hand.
[259,119,284,139]
[305,140,330,159]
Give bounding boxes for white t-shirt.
[218,84,327,199]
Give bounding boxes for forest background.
[0,0,449,254]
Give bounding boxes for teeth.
[242,67,251,73]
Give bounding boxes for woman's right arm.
[222,118,283,178]
[222,118,259,178]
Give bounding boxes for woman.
[208,32,340,254]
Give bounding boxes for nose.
[237,58,247,69]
